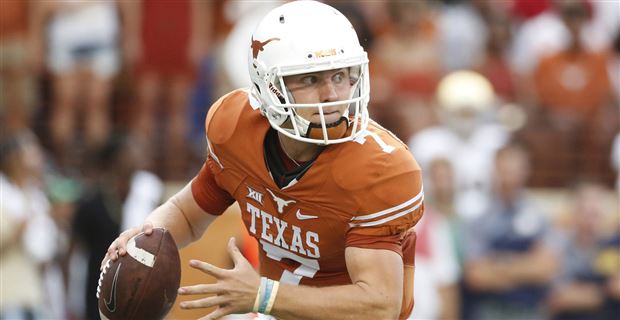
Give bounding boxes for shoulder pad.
[332,126,418,192]
[205,89,251,145]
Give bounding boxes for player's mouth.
[313,110,342,124]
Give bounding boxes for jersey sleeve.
[190,89,249,215]
[345,165,424,255]
[190,158,235,216]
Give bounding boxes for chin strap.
[305,116,349,140]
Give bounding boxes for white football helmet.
[248,0,370,145]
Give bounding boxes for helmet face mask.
[248,1,370,145]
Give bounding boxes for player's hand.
[178,237,260,319]
[100,222,154,270]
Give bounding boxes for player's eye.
[301,75,318,86]
[332,72,345,84]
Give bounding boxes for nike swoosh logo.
[296,209,318,220]
[105,262,122,312]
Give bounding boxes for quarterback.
[103,1,424,319]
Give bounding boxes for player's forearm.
[145,184,216,248]
[271,282,401,320]
[145,201,195,248]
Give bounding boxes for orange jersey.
[192,89,423,316]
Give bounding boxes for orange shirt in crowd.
[534,49,612,115]
[0,0,28,39]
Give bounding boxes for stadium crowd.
[1,0,618,319]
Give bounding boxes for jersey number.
[354,130,396,153]
[260,240,319,285]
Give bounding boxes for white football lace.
[96,259,112,299]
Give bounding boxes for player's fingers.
[116,227,140,256]
[106,241,120,260]
[142,221,153,235]
[199,305,235,320]
[113,236,128,256]
[178,284,224,295]
[226,237,245,267]
[114,240,127,257]
[180,295,228,310]
[107,239,118,254]
[189,259,226,278]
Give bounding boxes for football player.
[102,1,424,319]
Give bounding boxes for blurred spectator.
[44,175,82,319]
[463,144,559,320]
[0,130,59,319]
[408,71,510,220]
[476,10,517,103]
[510,0,610,79]
[522,0,618,188]
[371,0,441,139]
[30,1,123,169]
[593,222,620,319]
[374,0,441,98]
[409,158,461,320]
[47,175,81,249]
[438,0,487,72]
[547,181,612,319]
[410,207,460,320]
[533,0,613,126]
[426,157,468,265]
[126,0,210,180]
[0,0,36,132]
[69,133,162,320]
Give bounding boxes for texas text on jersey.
[191,89,424,318]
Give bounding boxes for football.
[97,228,181,320]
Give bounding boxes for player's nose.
[318,79,339,103]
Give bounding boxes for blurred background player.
[409,70,511,221]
